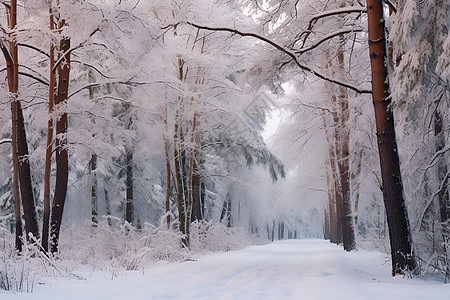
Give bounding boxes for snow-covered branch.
[294,28,364,54]
[0,138,12,145]
[181,22,371,94]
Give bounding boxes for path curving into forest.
[6,239,449,299]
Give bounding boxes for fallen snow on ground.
[3,239,449,299]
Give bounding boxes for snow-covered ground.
[3,239,449,299]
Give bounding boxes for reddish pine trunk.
[42,3,56,252]
[366,0,416,275]
[3,1,39,249]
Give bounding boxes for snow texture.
[3,239,449,299]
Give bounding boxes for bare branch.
[18,43,49,58]
[383,0,397,13]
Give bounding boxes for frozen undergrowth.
[0,220,267,292]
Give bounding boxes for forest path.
[7,239,450,299]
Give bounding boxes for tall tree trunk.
[50,35,70,254]
[163,131,171,228]
[88,77,98,226]
[337,43,355,251]
[16,102,39,242]
[353,151,363,229]
[366,0,416,275]
[1,29,22,252]
[125,148,134,225]
[325,156,337,243]
[434,111,449,280]
[3,0,39,249]
[42,2,56,252]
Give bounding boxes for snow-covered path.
[5,239,449,299]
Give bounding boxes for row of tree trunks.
[321,39,355,250]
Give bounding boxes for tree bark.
[366,0,416,275]
[50,35,70,254]
[337,44,356,251]
[3,0,39,249]
[42,3,56,252]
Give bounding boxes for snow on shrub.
[190,220,268,254]
[0,219,265,292]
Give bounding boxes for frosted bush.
[189,220,268,254]
[0,232,38,292]
[0,219,266,292]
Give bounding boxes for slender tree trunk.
[104,187,112,227]
[91,154,98,226]
[88,78,98,226]
[163,131,171,228]
[434,111,449,280]
[191,159,203,222]
[42,3,56,252]
[323,209,330,240]
[125,148,134,225]
[3,1,39,248]
[1,31,22,252]
[325,156,337,243]
[50,35,70,254]
[366,0,416,275]
[337,45,355,251]
[186,112,198,234]
[354,150,363,228]
[174,56,188,245]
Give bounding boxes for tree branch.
[184,22,371,94]
[383,0,397,13]
[294,28,364,54]
[0,138,12,146]
[18,43,49,58]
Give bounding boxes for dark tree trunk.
[16,102,39,241]
[2,1,38,249]
[323,209,330,240]
[50,36,70,254]
[91,154,98,226]
[104,187,112,227]
[125,149,134,225]
[42,3,56,253]
[191,158,204,222]
[366,0,416,275]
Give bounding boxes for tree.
[365,0,416,275]
[1,0,39,251]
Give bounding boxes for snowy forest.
[0,0,449,295]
